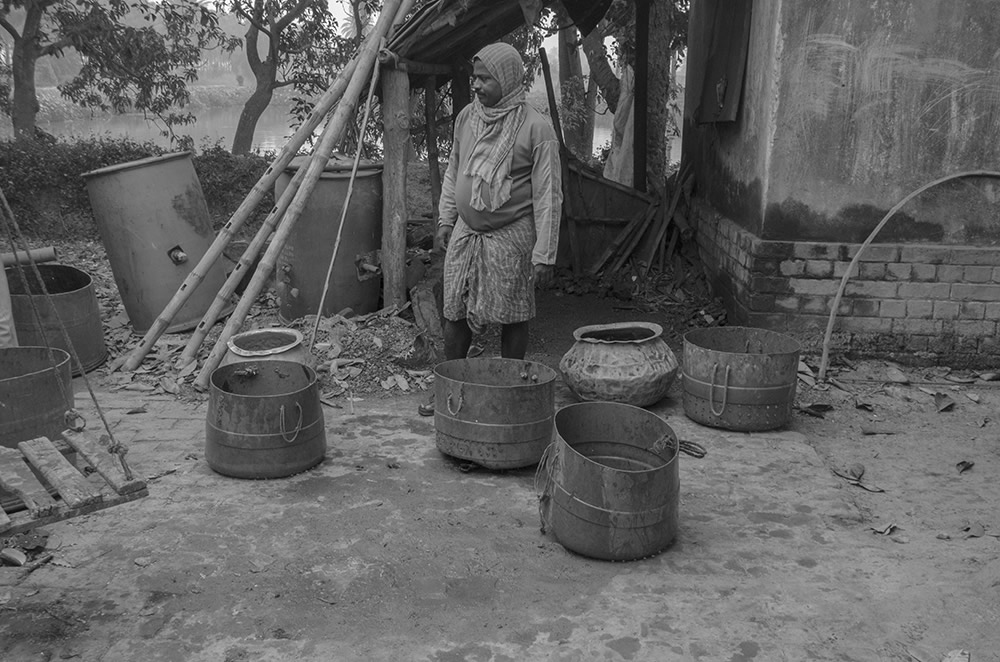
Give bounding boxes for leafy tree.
[226,0,350,155]
[0,0,236,141]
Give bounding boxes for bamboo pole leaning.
[193,0,406,391]
[121,57,360,372]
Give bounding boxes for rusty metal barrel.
[0,346,74,449]
[82,151,232,335]
[682,326,800,431]
[206,361,326,479]
[433,358,557,470]
[540,402,680,561]
[6,264,107,374]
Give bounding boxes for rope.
[0,185,134,481]
[533,441,556,534]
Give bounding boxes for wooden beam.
[633,0,650,192]
[424,76,442,223]
[378,50,455,76]
[381,65,411,309]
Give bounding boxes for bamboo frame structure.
[121,58,360,371]
[192,0,409,390]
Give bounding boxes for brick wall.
[695,201,1000,368]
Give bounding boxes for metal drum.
[682,326,800,431]
[275,155,383,322]
[82,151,233,335]
[433,358,557,470]
[206,361,326,479]
[6,264,107,374]
[539,402,680,561]
[0,346,74,448]
[0,347,75,512]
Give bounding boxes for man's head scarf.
[464,42,527,212]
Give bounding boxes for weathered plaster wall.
[684,0,782,237]
[686,0,1000,244]
[766,0,1000,244]
[684,0,1000,366]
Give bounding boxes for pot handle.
[709,363,731,417]
[446,385,464,416]
[280,403,303,443]
[651,431,708,458]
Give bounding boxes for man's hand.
[533,263,555,288]
[434,225,454,254]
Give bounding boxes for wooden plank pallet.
[0,429,148,536]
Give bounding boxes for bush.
[0,136,274,241]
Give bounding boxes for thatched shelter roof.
[385,0,612,74]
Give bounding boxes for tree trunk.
[558,25,588,159]
[232,72,275,155]
[580,27,620,114]
[10,4,43,139]
[646,0,673,196]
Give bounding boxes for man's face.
[472,59,503,108]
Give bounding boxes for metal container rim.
[209,360,318,399]
[433,357,558,388]
[5,263,93,296]
[0,346,71,383]
[571,321,663,344]
[81,151,192,179]
[554,401,680,474]
[682,325,802,356]
[227,328,304,358]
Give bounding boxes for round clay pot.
[559,321,679,407]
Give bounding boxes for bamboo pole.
[176,162,307,367]
[193,0,406,390]
[121,57,359,372]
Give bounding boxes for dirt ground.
[2,248,999,661]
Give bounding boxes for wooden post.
[424,76,441,221]
[452,66,471,117]
[381,65,411,310]
[633,0,650,193]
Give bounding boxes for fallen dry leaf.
[861,422,899,435]
[797,403,832,418]
[871,522,897,535]
[934,392,956,412]
[941,650,971,662]
[956,460,974,474]
[963,522,985,538]
[885,366,910,384]
[126,405,147,415]
[964,392,981,403]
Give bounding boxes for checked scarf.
[464,42,527,212]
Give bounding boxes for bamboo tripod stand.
[119,0,414,391]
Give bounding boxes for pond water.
[0,104,301,153]
[1,102,671,162]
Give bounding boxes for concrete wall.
[684,0,1000,367]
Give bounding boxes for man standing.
[419,41,562,415]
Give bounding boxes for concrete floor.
[1,291,998,661]
[1,378,996,661]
